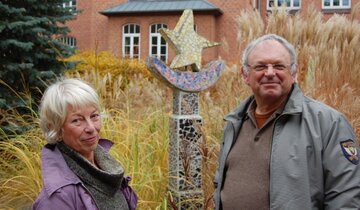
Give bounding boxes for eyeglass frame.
[245,63,295,72]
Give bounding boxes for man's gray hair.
[242,34,297,74]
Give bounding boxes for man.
[214,34,360,209]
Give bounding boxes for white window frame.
[149,23,168,63]
[63,0,76,9]
[267,0,301,10]
[122,24,140,60]
[322,0,351,9]
[59,36,76,47]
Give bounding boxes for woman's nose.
[84,119,95,132]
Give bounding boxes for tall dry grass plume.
[1,3,360,209]
[235,3,360,138]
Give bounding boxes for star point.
[159,9,220,71]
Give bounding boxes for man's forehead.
[248,40,291,61]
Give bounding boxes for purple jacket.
[33,139,134,210]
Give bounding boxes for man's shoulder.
[303,96,342,115]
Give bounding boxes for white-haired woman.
[33,78,137,210]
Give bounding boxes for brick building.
[64,0,360,65]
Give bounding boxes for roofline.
[100,8,223,16]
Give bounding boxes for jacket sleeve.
[322,114,360,209]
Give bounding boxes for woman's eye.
[72,119,79,123]
[91,113,100,120]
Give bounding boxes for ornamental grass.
[1,4,359,209]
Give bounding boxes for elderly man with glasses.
[214,34,360,210]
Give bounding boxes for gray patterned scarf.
[57,142,129,210]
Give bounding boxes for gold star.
[159,9,220,71]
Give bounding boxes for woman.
[33,78,137,210]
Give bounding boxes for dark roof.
[100,0,223,16]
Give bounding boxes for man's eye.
[273,65,286,70]
[254,65,267,71]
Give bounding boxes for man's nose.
[264,65,276,76]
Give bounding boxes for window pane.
[161,37,166,45]
[333,0,339,6]
[269,0,275,7]
[134,46,139,55]
[294,0,300,7]
[152,46,157,54]
[125,37,130,45]
[324,0,330,6]
[343,0,349,6]
[133,37,139,44]
[161,46,166,54]
[130,25,134,33]
[125,46,130,55]
[135,25,140,33]
[152,37,157,44]
[160,55,166,62]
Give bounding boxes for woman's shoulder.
[33,184,97,210]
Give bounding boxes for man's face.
[242,40,296,103]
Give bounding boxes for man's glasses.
[246,63,293,72]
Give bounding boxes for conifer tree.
[0,0,76,134]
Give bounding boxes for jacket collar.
[282,83,303,115]
[41,139,113,197]
[224,83,304,122]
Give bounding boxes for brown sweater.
[220,101,283,210]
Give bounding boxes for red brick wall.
[67,0,126,51]
[210,0,254,65]
[66,0,360,65]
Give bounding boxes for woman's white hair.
[39,78,100,144]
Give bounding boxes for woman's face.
[60,105,101,161]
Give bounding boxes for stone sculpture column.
[146,9,225,209]
[169,90,203,209]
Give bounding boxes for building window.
[149,23,168,63]
[323,0,350,9]
[123,24,140,59]
[63,0,76,9]
[58,36,76,47]
[267,0,301,10]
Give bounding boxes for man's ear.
[291,64,298,83]
[241,67,249,85]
